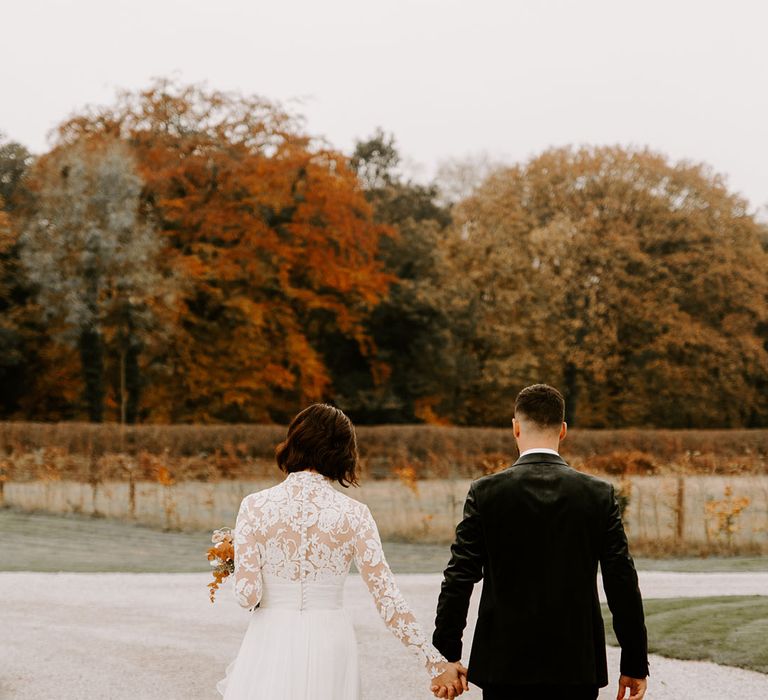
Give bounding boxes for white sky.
[2,0,767,211]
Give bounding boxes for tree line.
[1,79,767,428]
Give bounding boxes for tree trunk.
[125,340,142,424]
[120,348,127,425]
[79,326,104,422]
[564,361,578,427]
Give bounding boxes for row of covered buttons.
[298,480,308,610]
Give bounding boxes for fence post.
[676,475,685,543]
[88,449,99,516]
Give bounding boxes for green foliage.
[350,128,400,191]
[0,136,35,416]
[342,130,456,423]
[0,138,33,213]
[20,138,172,423]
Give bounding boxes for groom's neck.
[516,435,561,454]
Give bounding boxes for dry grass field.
[2,423,766,484]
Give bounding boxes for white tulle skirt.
[217,576,361,700]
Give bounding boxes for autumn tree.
[0,139,33,211]
[20,138,173,422]
[429,195,543,425]
[7,90,767,428]
[54,80,391,422]
[759,217,768,252]
[0,137,36,416]
[344,130,458,422]
[445,146,768,427]
[0,205,15,399]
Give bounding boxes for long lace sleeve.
[232,495,263,609]
[354,504,448,678]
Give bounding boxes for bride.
[217,403,467,699]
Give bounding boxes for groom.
[431,384,648,699]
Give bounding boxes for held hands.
[430,661,469,698]
[432,667,646,699]
[617,675,647,700]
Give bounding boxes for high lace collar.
[285,470,331,483]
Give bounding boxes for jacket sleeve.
[432,481,485,662]
[599,484,649,678]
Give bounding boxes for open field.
[603,596,768,674]
[2,571,768,700]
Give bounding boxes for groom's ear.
[512,417,521,439]
[559,421,568,442]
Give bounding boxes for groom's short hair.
[514,384,565,429]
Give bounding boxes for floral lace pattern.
[232,470,447,677]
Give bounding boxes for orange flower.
[206,527,235,603]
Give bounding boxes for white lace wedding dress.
[216,470,446,699]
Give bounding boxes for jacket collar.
[511,452,569,468]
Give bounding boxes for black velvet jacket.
[432,452,649,688]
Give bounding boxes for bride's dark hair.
[275,403,359,487]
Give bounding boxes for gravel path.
[1,572,767,700]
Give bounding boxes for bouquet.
[206,527,235,603]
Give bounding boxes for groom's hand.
[430,661,469,698]
[617,674,647,700]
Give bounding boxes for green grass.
[0,508,453,573]
[0,508,208,573]
[602,596,768,674]
[2,508,767,575]
[634,557,768,573]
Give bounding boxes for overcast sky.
[2,0,766,211]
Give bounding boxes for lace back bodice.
[232,470,446,676]
[258,573,345,611]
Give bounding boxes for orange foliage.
[153,465,175,487]
[705,485,752,548]
[54,80,392,422]
[392,464,419,494]
[580,451,657,476]
[413,397,452,426]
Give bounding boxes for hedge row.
[0,422,766,483]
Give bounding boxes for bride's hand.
[430,661,469,698]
